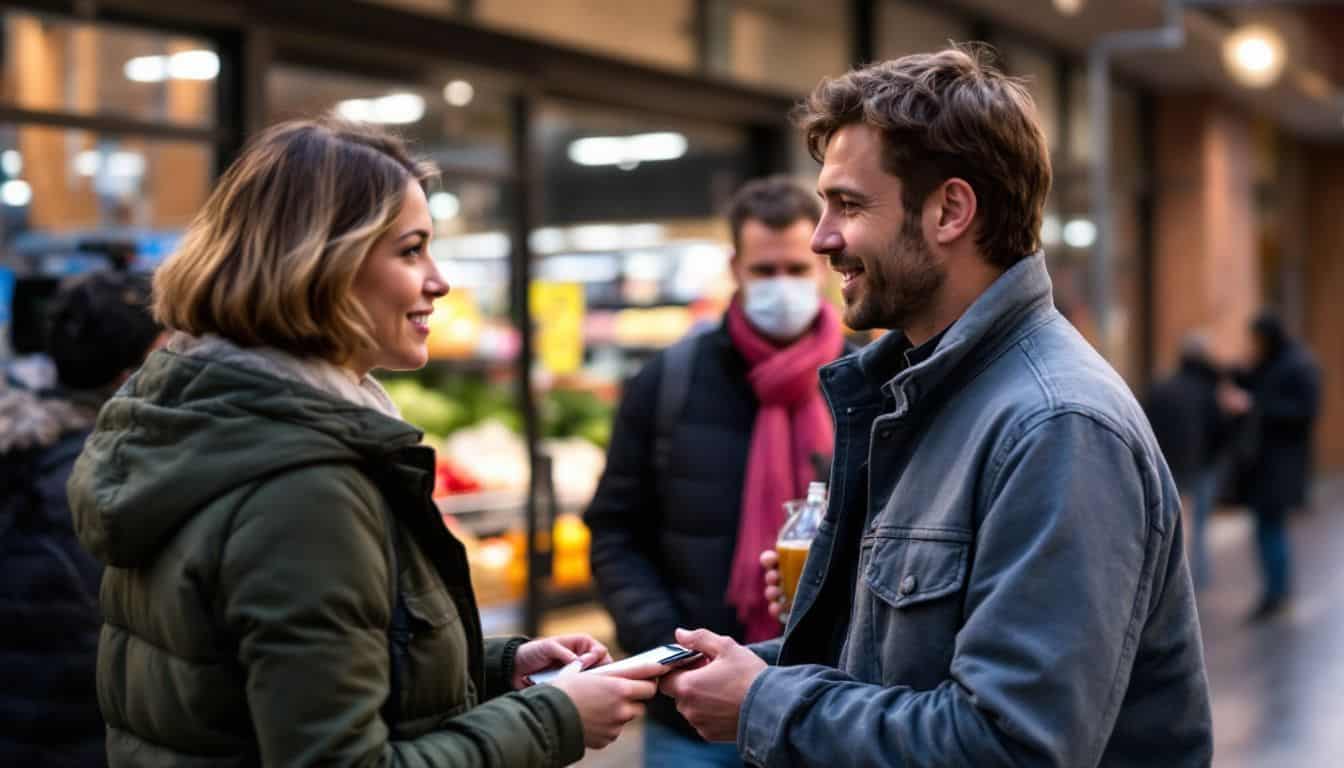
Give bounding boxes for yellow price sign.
[529,281,585,375]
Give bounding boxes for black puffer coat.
[0,387,106,767]
[1239,317,1321,511]
[585,322,847,737]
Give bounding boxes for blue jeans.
[643,718,743,768]
[1254,504,1291,602]
[1185,468,1220,589]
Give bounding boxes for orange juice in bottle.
[776,481,826,613]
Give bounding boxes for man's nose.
[812,228,844,255]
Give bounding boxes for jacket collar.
[823,251,1057,412]
[167,332,402,419]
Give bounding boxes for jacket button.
[878,429,893,440]
[899,575,917,595]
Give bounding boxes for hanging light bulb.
[1222,24,1286,89]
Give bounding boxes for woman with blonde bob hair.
[69,116,658,767]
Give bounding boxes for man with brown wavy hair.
[660,46,1212,767]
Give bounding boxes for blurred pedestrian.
[585,175,848,767]
[0,269,160,767]
[1237,311,1321,621]
[1143,332,1244,588]
[659,46,1212,766]
[68,116,657,767]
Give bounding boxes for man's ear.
[931,178,977,246]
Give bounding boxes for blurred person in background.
[660,47,1212,767]
[0,269,160,767]
[68,116,658,768]
[585,175,847,767]
[1143,332,1249,589]
[1236,311,1321,622]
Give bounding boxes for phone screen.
[527,643,702,685]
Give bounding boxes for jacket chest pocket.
[396,584,471,727]
[851,528,970,688]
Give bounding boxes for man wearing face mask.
[585,176,848,767]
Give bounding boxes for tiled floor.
[567,479,1344,767]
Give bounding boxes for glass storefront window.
[877,0,971,59]
[267,65,513,178]
[474,0,697,72]
[0,123,211,262]
[0,123,212,355]
[534,100,750,383]
[1,11,216,127]
[714,0,848,94]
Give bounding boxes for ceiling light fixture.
[568,132,688,170]
[1,179,32,207]
[1053,0,1085,16]
[1,150,21,177]
[336,93,426,125]
[1222,24,1285,89]
[443,80,475,107]
[123,50,219,83]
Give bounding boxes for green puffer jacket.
[69,346,585,767]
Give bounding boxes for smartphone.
[528,643,703,685]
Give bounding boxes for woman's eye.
[402,244,424,258]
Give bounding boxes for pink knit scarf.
[724,298,844,642]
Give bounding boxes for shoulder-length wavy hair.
[153,115,437,364]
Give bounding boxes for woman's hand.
[512,634,613,690]
[550,662,662,749]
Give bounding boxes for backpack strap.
[652,327,710,480]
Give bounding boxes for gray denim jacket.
[740,254,1212,767]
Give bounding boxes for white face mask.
[742,276,822,341]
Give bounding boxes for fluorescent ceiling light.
[568,132,688,169]
[1053,0,1084,15]
[336,93,426,125]
[1,179,32,207]
[124,50,218,83]
[168,50,219,81]
[124,55,168,83]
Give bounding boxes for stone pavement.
[569,477,1344,767]
[1198,477,1344,767]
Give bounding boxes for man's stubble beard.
[843,216,946,333]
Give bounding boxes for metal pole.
[1088,46,1113,358]
[509,91,544,638]
[1087,0,1185,361]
